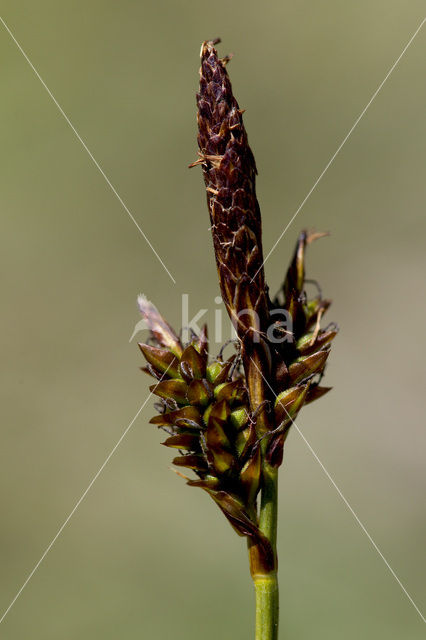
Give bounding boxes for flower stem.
[255,463,279,640]
[248,455,279,639]
[246,353,279,639]
[254,572,279,640]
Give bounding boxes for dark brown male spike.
[195,39,273,432]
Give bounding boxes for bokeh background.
[0,1,425,638]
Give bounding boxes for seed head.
[137,299,275,572]
[135,40,338,576]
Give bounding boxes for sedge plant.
[136,39,337,640]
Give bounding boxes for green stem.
[246,354,279,639]
[254,572,279,640]
[255,462,279,640]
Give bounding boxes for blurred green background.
[0,1,425,638]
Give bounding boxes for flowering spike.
[135,41,339,634]
[196,40,272,428]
